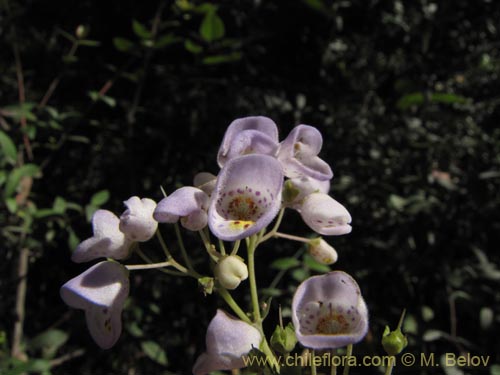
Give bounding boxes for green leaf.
[271,257,301,271]
[490,365,500,375]
[2,103,37,122]
[77,39,101,47]
[199,9,225,42]
[184,39,203,54]
[397,92,468,110]
[202,52,242,65]
[53,196,67,214]
[90,190,110,206]
[113,37,135,52]
[0,130,17,164]
[132,20,152,39]
[4,163,40,198]
[141,340,168,366]
[28,329,69,359]
[154,33,181,48]
[303,254,330,273]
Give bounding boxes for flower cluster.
[61,116,368,373]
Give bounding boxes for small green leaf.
[2,103,37,122]
[303,253,330,273]
[53,196,67,214]
[77,39,101,47]
[490,364,500,375]
[184,39,203,54]
[141,340,168,366]
[199,9,225,42]
[113,37,135,52]
[154,33,181,48]
[0,130,17,164]
[271,257,301,271]
[202,52,242,65]
[132,20,152,39]
[28,329,69,359]
[90,190,110,206]
[4,163,40,198]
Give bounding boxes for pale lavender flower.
[60,261,129,349]
[217,116,279,167]
[193,310,262,375]
[193,172,217,196]
[119,196,158,242]
[72,210,133,263]
[284,175,331,209]
[292,271,368,349]
[299,193,352,235]
[208,154,283,241]
[154,187,209,231]
[277,125,333,181]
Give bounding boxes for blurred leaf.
[28,329,69,359]
[202,52,242,65]
[141,340,168,366]
[132,20,152,39]
[2,103,37,122]
[155,33,181,48]
[303,254,330,273]
[397,92,468,110]
[113,37,135,52]
[199,9,225,42]
[4,163,40,198]
[388,194,406,211]
[479,170,500,179]
[77,39,101,47]
[53,196,67,214]
[421,306,434,322]
[127,321,144,338]
[271,257,300,271]
[184,39,203,54]
[301,0,328,12]
[491,365,500,375]
[291,268,309,282]
[68,227,80,250]
[479,307,494,330]
[0,130,17,164]
[422,329,445,342]
[90,190,110,206]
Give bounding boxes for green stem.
[259,208,285,243]
[156,229,173,259]
[273,232,312,243]
[218,239,226,255]
[230,240,241,256]
[384,358,395,375]
[174,222,195,273]
[311,349,317,375]
[126,261,172,270]
[247,235,261,322]
[342,345,353,375]
[134,247,187,276]
[218,288,251,324]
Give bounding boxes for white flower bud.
[215,255,249,290]
[308,238,338,265]
[119,197,158,242]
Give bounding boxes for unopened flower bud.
[75,25,89,39]
[307,238,338,265]
[382,311,408,356]
[270,323,297,354]
[215,255,248,290]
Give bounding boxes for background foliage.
[1,0,499,374]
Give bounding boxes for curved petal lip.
[316,223,352,236]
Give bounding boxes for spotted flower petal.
[292,271,368,349]
[60,261,130,349]
[208,154,283,241]
[277,125,333,181]
[193,310,262,375]
[217,116,279,167]
[154,187,209,231]
[72,210,133,263]
[299,193,352,235]
[119,197,158,242]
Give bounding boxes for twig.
[49,348,85,367]
[11,247,29,359]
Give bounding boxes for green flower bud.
[382,310,408,356]
[246,346,268,372]
[307,237,338,265]
[270,323,297,354]
[198,277,214,296]
[214,255,248,290]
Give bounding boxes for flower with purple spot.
[292,271,368,349]
[299,193,352,236]
[60,261,130,349]
[217,116,279,167]
[72,209,133,263]
[208,154,283,241]
[193,309,262,375]
[154,186,210,231]
[277,125,333,181]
